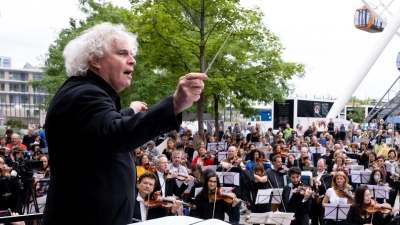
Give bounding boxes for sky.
[1,0,400,101]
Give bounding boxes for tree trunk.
[214,95,220,141]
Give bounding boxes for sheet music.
[184,180,195,194]
[206,142,227,151]
[255,189,272,204]
[309,147,326,155]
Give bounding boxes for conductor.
[42,22,207,225]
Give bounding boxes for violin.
[209,187,239,204]
[365,199,392,214]
[301,157,311,167]
[277,152,287,159]
[291,183,311,196]
[144,192,196,210]
[203,150,217,159]
[337,186,354,204]
[277,166,289,174]
[144,162,156,172]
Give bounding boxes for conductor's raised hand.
[173,73,207,115]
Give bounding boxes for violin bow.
[273,174,287,213]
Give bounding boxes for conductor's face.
[94,40,136,92]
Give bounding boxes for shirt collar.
[137,194,144,202]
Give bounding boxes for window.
[21,95,29,104]
[0,71,4,79]
[0,94,5,103]
[20,84,28,92]
[9,95,13,103]
[3,59,11,67]
[0,83,4,91]
[32,73,42,80]
[9,84,20,92]
[8,72,21,81]
[34,110,40,117]
[21,73,28,81]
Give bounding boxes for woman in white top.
[322,171,353,225]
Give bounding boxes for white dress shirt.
[136,195,147,221]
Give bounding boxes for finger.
[184,73,208,81]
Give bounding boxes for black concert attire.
[153,171,188,198]
[346,204,394,225]
[132,194,170,223]
[265,166,285,212]
[216,165,242,223]
[43,70,181,225]
[279,183,312,225]
[310,171,332,225]
[194,193,235,221]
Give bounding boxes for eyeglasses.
[158,162,168,165]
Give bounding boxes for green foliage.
[6,119,25,130]
[33,0,305,134]
[347,104,365,123]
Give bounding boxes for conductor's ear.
[89,58,101,69]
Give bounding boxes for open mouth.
[124,70,133,75]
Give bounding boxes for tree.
[30,0,172,109]
[347,104,365,123]
[129,0,305,139]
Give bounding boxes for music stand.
[351,171,361,184]
[385,161,393,172]
[366,185,390,199]
[207,142,227,151]
[215,172,240,186]
[255,189,272,205]
[270,188,283,204]
[360,171,371,183]
[217,151,227,162]
[309,147,326,156]
[249,142,260,147]
[247,212,294,225]
[324,203,351,221]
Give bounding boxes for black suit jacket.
[132,194,168,223]
[43,70,181,225]
[153,171,188,197]
[312,171,332,197]
[279,185,312,225]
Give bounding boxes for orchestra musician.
[190,145,215,168]
[187,164,203,217]
[290,138,302,152]
[136,154,151,178]
[279,166,312,225]
[364,152,378,171]
[193,169,241,221]
[285,154,299,169]
[247,126,261,143]
[346,185,398,225]
[322,171,353,225]
[390,154,400,207]
[265,155,285,212]
[331,155,349,176]
[132,172,183,223]
[162,139,177,162]
[245,149,262,173]
[217,146,243,224]
[310,159,332,225]
[298,147,313,171]
[270,145,286,164]
[248,163,269,220]
[152,154,193,198]
[367,168,387,204]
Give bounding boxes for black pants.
[325,220,346,225]
[310,200,325,225]
[389,181,400,207]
